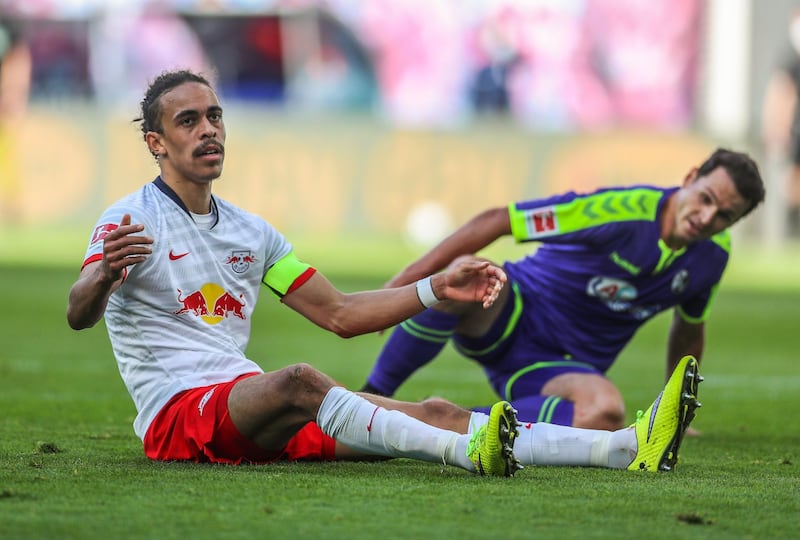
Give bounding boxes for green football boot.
[628,355,703,472]
[467,401,523,477]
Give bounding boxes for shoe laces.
[635,409,644,424]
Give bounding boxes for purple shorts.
[453,282,606,401]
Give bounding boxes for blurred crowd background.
[1,0,799,248]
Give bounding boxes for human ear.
[682,167,699,187]
[145,131,165,159]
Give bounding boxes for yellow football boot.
[628,355,703,472]
[467,401,523,477]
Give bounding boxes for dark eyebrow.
[173,109,199,122]
[705,186,737,219]
[173,106,223,122]
[704,185,722,206]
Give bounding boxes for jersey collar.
[152,176,219,228]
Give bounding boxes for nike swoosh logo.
[647,391,663,442]
[169,250,189,261]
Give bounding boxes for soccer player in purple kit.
[360,149,765,431]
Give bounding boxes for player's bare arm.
[666,311,705,381]
[384,206,512,289]
[282,256,506,338]
[667,311,705,437]
[66,214,153,330]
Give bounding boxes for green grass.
[1,241,799,539]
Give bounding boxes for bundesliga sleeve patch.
[512,205,559,239]
[90,223,119,245]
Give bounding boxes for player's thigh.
[228,363,337,447]
[541,372,625,430]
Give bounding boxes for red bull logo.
[223,250,256,274]
[175,289,210,316]
[174,283,246,324]
[212,292,246,319]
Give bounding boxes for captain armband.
[263,251,316,297]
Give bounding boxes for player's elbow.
[67,316,88,331]
[66,306,97,331]
[313,296,364,338]
[66,315,91,331]
[317,312,362,338]
[325,320,359,339]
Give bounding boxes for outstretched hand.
[440,255,506,308]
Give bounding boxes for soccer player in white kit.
[66,70,702,476]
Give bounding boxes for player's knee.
[575,399,626,430]
[275,363,335,405]
[597,405,626,431]
[418,397,466,429]
[420,396,457,417]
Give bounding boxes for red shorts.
[143,373,337,464]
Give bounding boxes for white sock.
[317,387,475,471]
[468,412,637,469]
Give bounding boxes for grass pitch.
[1,237,798,539]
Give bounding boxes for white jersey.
[82,179,306,440]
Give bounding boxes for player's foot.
[467,401,523,477]
[627,355,703,472]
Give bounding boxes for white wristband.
[415,276,441,308]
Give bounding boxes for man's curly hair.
[133,70,212,136]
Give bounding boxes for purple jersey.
[504,185,729,371]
